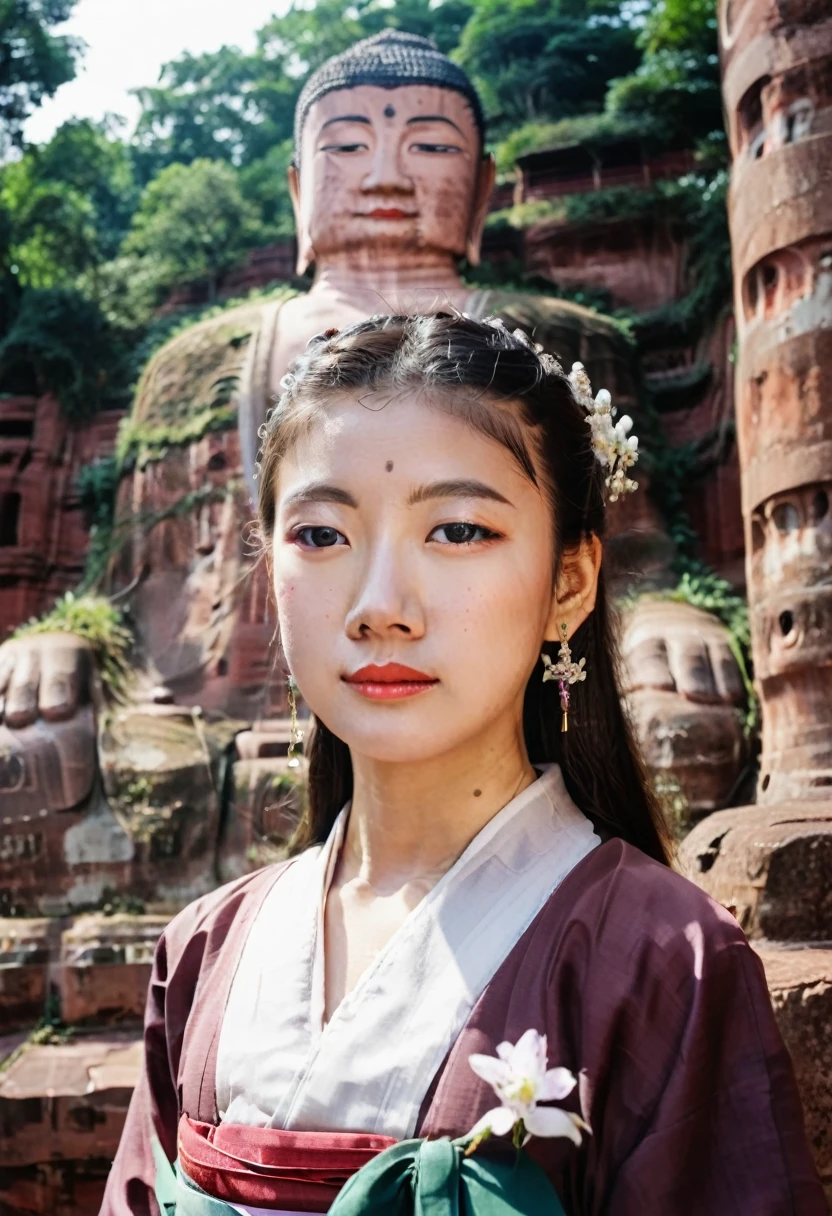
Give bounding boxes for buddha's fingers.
[3,642,40,728]
[708,638,745,705]
[619,635,675,694]
[665,634,719,704]
[38,636,92,721]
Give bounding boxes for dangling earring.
[541,624,587,733]
[287,676,304,768]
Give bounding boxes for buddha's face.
[290,84,494,270]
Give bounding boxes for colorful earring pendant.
[541,624,587,733]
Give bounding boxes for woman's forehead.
[276,390,541,498]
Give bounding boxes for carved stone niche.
[748,480,832,803]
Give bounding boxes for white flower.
[467,1029,588,1148]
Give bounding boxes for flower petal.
[496,1041,514,1061]
[469,1105,517,1139]
[468,1053,510,1089]
[539,1067,577,1102]
[511,1028,547,1083]
[524,1106,584,1145]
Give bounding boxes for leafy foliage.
[13,593,133,701]
[123,159,260,299]
[0,0,81,154]
[0,287,134,418]
[454,0,640,132]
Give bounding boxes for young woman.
[102,314,825,1215]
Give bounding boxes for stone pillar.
[681,2,832,1198]
[722,0,832,801]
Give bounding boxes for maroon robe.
[100,839,827,1215]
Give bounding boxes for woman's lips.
[344,662,438,701]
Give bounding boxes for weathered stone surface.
[680,802,832,939]
[59,914,166,1024]
[754,942,832,1202]
[218,721,306,880]
[0,396,124,643]
[0,1030,141,1216]
[0,919,58,1031]
[722,0,832,803]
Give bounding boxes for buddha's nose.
[361,135,414,195]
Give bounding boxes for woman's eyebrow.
[407,479,513,507]
[283,482,358,509]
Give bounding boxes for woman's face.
[272,390,560,765]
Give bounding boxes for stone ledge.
[679,802,832,940]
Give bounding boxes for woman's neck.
[311,254,470,313]
[342,722,537,894]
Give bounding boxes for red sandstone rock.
[680,802,832,940]
[722,0,832,802]
[0,1030,141,1216]
[754,942,832,1203]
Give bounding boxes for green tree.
[0,0,81,153]
[455,0,640,130]
[124,159,259,299]
[0,119,137,287]
[605,0,722,147]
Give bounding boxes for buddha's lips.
[360,208,418,220]
[344,662,438,700]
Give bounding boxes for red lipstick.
[344,662,438,701]
[363,208,416,220]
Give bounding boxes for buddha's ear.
[465,153,496,267]
[288,162,314,276]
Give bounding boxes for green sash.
[330,1138,565,1216]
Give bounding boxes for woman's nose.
[345,547,425,640]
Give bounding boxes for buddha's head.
[289,31,496,274]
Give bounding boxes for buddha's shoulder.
[129,288,296,430]
[467,289,632,352]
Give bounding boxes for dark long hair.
[258,313,672,865]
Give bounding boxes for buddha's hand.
[0,632,95,728]
[620,598,745,706]
[619,599,748,814]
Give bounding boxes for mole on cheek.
[385,460,394,472]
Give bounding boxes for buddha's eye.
[319,142,369,154]
[294,526,348,549]
[409,142,462,154]
[428,522,501,545]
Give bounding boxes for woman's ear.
[544,535,603,641]
[288,163,314,275]
[465,154,497,266]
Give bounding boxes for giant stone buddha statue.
[0,33,747,913]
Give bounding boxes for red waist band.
[178,1116,396,1213]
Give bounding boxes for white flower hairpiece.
[567,362,639,502]
[466,1029,589,1153]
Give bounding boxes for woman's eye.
[429,522,499,545]
[294,526,347,549]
